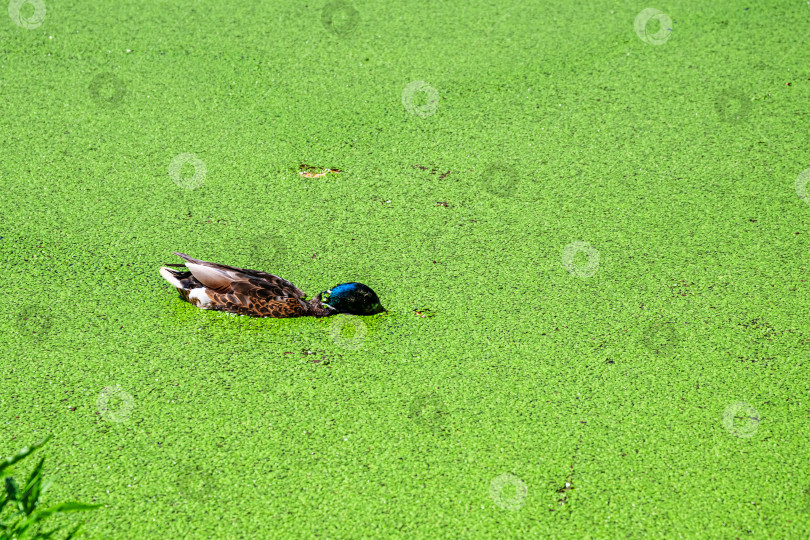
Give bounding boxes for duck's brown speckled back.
[159,252,337,318]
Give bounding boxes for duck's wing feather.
[173,252,307,299]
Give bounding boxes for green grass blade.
[4,477,19,502]
[11,503,98,540]
[21,456,46,515]
[0,436,51,477]
[41,502,103,514]
[2,438,100,538]
[10,518,32,538]
[25,501,103,525]
[39,479,52,498]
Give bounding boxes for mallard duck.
[159,252,386,318]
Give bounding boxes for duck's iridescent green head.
[321,283,386,315]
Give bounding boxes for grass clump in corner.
[1,436,101,539]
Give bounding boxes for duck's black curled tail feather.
[159,266,204,294]
[160,266,206,305]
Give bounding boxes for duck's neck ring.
[321,289,332,304]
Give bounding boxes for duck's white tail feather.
[159,267,185,289]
